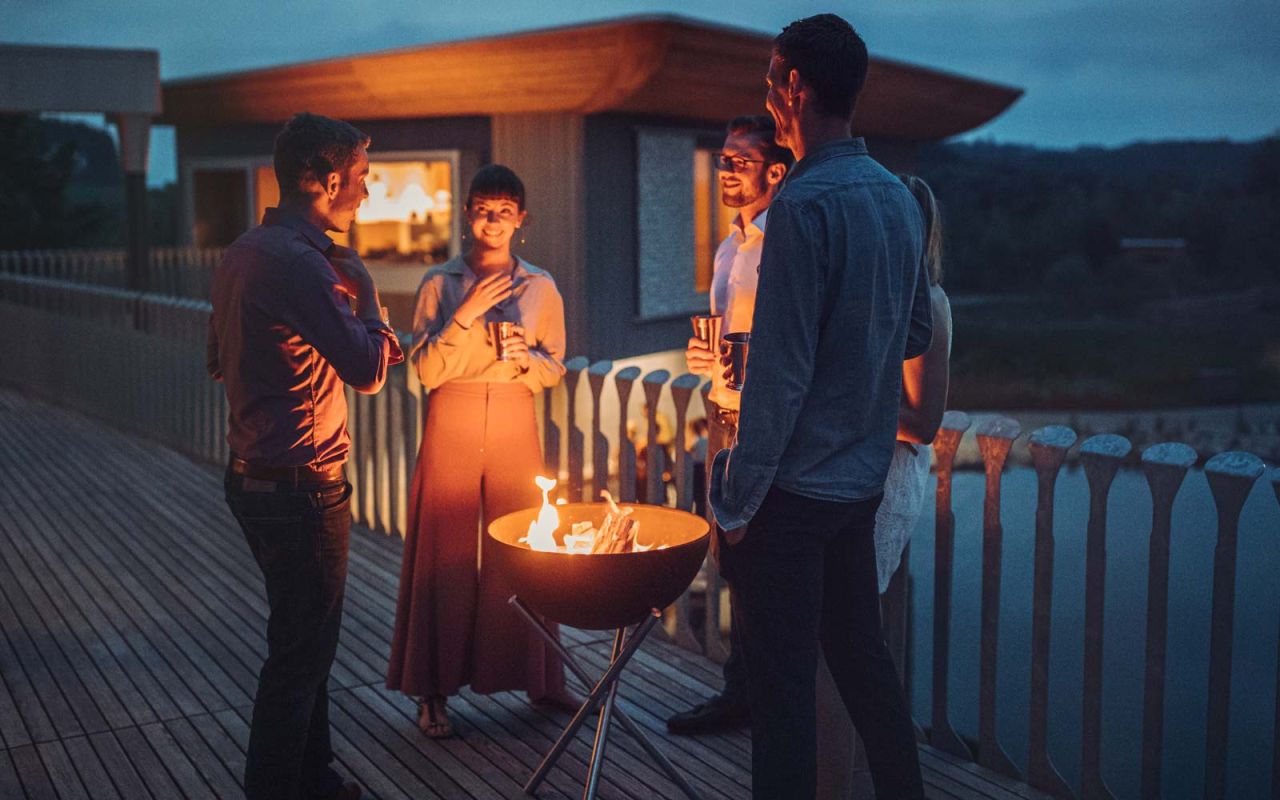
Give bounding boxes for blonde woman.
[387,165,573,738]
[874,174,953,590]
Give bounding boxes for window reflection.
[253,159,454,264]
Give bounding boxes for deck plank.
[0,387,1046,800]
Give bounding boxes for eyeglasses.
[715,153,767,173]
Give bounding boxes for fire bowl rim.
[486,501,710,556]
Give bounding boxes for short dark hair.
[273,112,370,199]
[774,14,869,120]
[467,164,526,210]
[726,115,795,168]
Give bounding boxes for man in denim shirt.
[709,14,932,799]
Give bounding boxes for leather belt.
[229,456,344,488]
[716,408,740,427]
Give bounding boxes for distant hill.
[912,136,1280,295]
[926,138,1261,186]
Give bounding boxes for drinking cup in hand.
[721,332,750,391]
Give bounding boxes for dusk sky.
[8,0,1279,185]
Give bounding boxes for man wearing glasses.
[667,115,792,735]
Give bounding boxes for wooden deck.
[0,387,1049,800]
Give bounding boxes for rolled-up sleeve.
[709,197,822,531]
[410,274,501,390]
[280,251,403,393]
[205,313,222,381]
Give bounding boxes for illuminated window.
[253,158,455,264]
[692,148,737,294]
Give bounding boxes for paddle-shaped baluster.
[698,380,729,663]
[975,416,1022,779]
[613,367,642,503]
[641,370,671,506]
[1026,425,1077,798]
[1271,468,1280,800]
[1137,441,1198,800]
[587,361,613,500]
[563,357,589,502]
[1202,450,1265,800]
[1269,471,1280,800]
[669,373,702,512]
[930,410,972,760]
[543,372,561,483]
[1079,433,1131,800]
[668,372,705,653]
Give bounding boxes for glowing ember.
[518,478,664,554]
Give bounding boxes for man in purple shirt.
[207,112,402,800]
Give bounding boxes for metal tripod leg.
[582,630,625,800]
[509,597,703,800]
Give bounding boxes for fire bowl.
[487,503,709,630]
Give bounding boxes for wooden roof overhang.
[162,15,1021,141]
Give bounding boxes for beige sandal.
[417,696,454,738]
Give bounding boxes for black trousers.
[225,471,353,800]
[726,485,924,800]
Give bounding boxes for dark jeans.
[726,485,924,800]
[225,471,353,800]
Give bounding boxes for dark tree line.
[0,114,111,249]
[914,136,1280,296]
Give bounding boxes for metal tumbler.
[488,320,517,361]
[690,314,722,350]
[721,332,750,391]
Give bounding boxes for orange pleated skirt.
[386,382,565,699]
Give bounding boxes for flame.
[518,476,665,554]
[522,475,560,552]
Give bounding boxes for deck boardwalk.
[0,387,1049,800]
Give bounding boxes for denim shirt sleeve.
[709,196,822,530]
[904,255,933,359]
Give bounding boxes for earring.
[518,228,526,246]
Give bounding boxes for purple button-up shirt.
[206,208,404,468]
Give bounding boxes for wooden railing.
[0,270,1276,799]
[0,247,221,299]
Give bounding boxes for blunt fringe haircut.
[774,14,869,121]
[899,174,944,286]
[726,115,795,167]
[273,112,370,199]
[467,164,527,210]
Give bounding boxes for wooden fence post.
[641,370,671,506]
[930,410,972,760]
[1272,468,1280,800]
[563,357,589,502]
[1027,424,1078,799]
[614,367,642,503]
[669,373,701,512]
[698,380,729,664]
[1138,442,1198,800]
[587,361,613,500]
[1202,450,1265,800]
[1079,433,1132,800]
[975,415,1022,779]
[668,372,705,654]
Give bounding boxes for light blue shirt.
[710,138,932,530]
